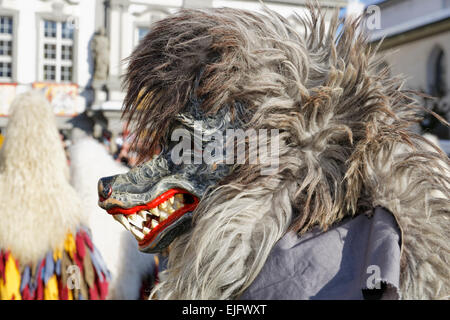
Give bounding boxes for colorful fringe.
[0,226,111,300]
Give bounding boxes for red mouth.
[106,188,198,248]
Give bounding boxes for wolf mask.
[98,7,449,299]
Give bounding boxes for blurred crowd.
[58,126,138,168]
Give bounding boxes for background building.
[0,0,96,131]
[367,0,450,153]
[0,0,348,138]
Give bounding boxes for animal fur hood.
[119,6,449,299]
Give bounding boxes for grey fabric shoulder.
[240,207,402,300]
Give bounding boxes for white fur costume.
[69,135,156,299]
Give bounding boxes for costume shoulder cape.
[0,226,111,300]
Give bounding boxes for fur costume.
[69,135,157,299]
[97,6,449,299]
[0,92,110,300]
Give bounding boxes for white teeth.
[128,213,145,228]
[159,211,169,220]
[151,219,159,228]
[130,225,144,240]
[137,214,146,225]
[128,214,138,225]
[117,193,191,241]
[173,199,183,210]
[159,201,168,210]
[114,214,131,231]
[143,226,151,234]
[167,206,175,214]
[177,202,184,210]
[150,208,160,217]
[173,194,185,209]
[139,211,148,219]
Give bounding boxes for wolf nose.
[98,176,115,201]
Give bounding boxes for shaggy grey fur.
[104,6,449,299]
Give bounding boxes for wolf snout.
[98,175,115,202]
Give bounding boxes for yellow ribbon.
[0,253,22,300]
[64,233,76,260]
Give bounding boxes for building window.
[134,26,150,47]
[0,15,13,81]
[0,40,12,56]
[61,45,72,60]
[427,46,447,98]
[44,64,56,81]
[138,27,149,41]
[61,22,74,40]
[44,43,56,59]
[61,66,72,81]
[40,19,74,82]
[0,62,11,78]
[0,16,12,34]
[44,20,57,38]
